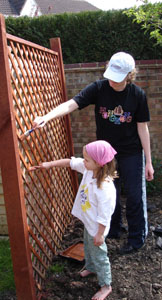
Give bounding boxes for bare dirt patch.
[41,196,162,300]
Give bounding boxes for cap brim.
[103,68,127,83]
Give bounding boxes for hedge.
[5,8,162,64]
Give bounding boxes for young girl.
[29,140,117,300]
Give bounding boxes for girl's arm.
[33,99,78,128]
[137,122,154,181]
[28,159,71,171]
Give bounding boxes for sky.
[86,0,160,10]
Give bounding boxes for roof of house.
[11,0,26,13]
[36,0,99,14]
[0,0,99,16]
[0,0,18,15]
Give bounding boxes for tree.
[124,0,162,46]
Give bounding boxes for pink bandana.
[85,140,117,166]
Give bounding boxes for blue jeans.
[84,228,112,287]
[109,152,148,249]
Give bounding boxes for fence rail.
[0,14,78,300]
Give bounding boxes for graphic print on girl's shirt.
[80,184,91,212]
[99,105,132,125]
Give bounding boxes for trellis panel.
[0,14,78,300]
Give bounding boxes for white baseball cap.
[103,52,135,83]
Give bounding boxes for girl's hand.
[28,162,52,171]
[93,233,104,246]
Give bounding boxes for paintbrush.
[20,121,44,141]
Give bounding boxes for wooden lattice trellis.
[0,15,78,300]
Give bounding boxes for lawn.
[0,239,15,292]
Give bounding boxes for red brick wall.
[64,60,162,160]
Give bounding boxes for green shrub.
[5,8,162,64]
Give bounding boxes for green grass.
[0,238,65,294]
[48,262,65,273]
[0,239,15,292]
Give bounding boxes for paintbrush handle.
[24,128,34,137]
[20,121,44,140]
[20,128,34,140]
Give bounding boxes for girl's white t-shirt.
[70,157,116,237]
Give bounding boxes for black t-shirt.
[73,79,150,156]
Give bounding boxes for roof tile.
[36,0,99,14]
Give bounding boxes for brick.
[0,195,4,205]
[0,225,8,235]
[0,206,6,214]
[0,215,7,224]
[0,184,3,194]
[0,173,2,183]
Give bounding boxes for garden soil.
[41,195,162,300]
[1,196,162,300]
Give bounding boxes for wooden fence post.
[50,37,79,190]
[0,14,36,300]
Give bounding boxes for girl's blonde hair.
[96,158,118,188]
